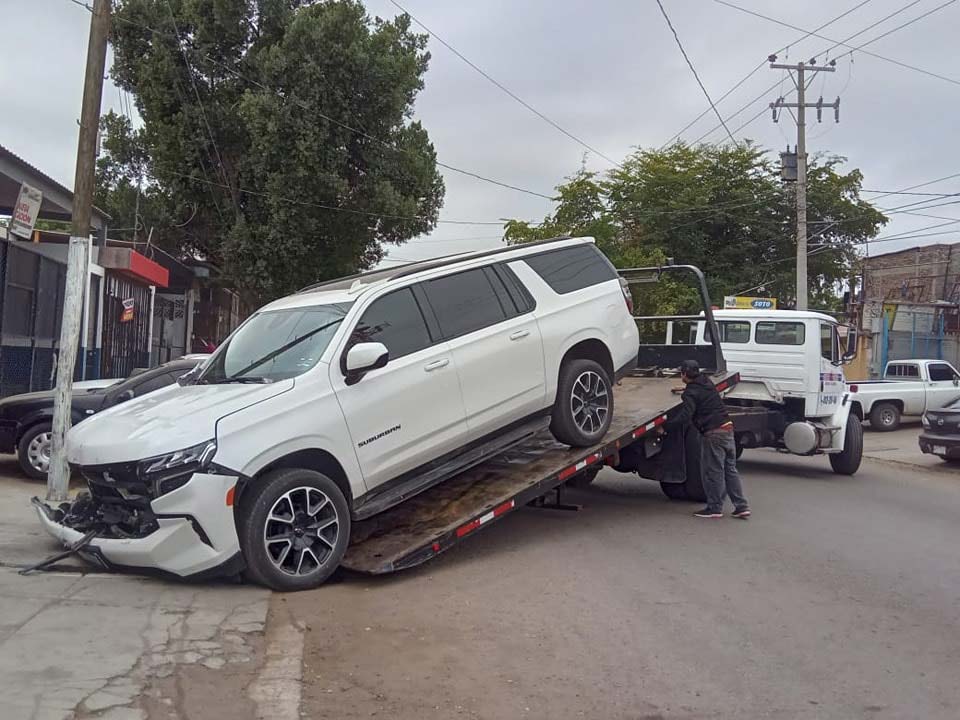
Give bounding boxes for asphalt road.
[277,451,960,720]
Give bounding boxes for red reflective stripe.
[456,519,481,538]
[493,500,514,517]
[558,465,578,481]
[432,542,441,553]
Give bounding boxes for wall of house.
[864,243,960,304]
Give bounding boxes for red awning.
[97,247,169,288]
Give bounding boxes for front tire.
[830,418,863,475]
[869,402,901,432]
[17,422,52,480]
[550,359,614,447]
[239,468,350,591]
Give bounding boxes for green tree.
[506,143,887,313]
[109,0,444,299]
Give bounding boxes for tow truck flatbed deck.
[342,372,737,574]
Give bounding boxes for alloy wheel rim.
[27,432,52,474]
[570,371,609,435]
[263,486,340,576]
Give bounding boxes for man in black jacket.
[667,360,750,519]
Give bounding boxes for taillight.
[619,277,634,315]
[849,384,858,393]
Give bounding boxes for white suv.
[39,237,638,590]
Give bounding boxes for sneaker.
[694,508,723,518]
[731,507,752,519]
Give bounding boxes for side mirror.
[344,342,389,385]
[114,389,135,404]
[177,362,203,386]
[841,325,858,364]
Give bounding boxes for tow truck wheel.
[869,402,901,432]
[239,468,350,591]
[829,418,863,476]
[17,422,52,480]
[550,359,614,447]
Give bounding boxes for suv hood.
[66,380,293,466]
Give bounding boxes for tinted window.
[134,371,178,396]
[495,264,536,313]
[350,288,432,360]
[705,321,751,344]
[523,244,617,294]
[423,269,507,339]
[755,321,805,345]
[928,363,958,382]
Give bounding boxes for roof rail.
[297,236,575,293]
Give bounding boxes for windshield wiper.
[228,318,346,378]
[208,375,271,385]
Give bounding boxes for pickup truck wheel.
[567,465,601,488]
[17,422,52,480]
[869,403,901,432]
[239,468,350,591]
[550,359,614,447]
[829,418,863,475]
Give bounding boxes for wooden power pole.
[769,58,839,311]
[48,0,112,501]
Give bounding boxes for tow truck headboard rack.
[619,264,726,375]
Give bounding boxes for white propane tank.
[783,422,820,455]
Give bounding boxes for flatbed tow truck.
[342,370,738,574]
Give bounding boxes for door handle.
[424,358,450,372]
[509,329,530,341]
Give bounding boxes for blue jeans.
[701,430,748,513]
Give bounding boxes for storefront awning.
[98,247,169,288]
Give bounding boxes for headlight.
[921,415,931,429]
[138,440,217,496]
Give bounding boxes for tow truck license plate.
[933,445,947,455]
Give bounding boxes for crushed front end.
[33,455,245,580]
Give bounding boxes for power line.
[662,0,876,148]
[83,2,560,203]
[388,0,622,167]
[163,0,236,209]
[655,0,735,144]
[695,0,944,144]
[714,0,960,88]
[164,169,512,226]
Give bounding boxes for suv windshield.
[198,303,352,384]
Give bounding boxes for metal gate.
[151,293,187,365]
[100,273,151,379]
[0,241,68,398]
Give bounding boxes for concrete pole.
[48,0,111,501]
[795,62,808,311]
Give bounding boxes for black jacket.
[666,375,731,433]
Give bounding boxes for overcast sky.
[4,0,959,267]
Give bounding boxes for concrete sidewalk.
[0,455,271,720]
[862,420,955,473]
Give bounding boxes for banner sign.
[120,298,135,323]
[724,296,777,310]
[9,183,43,239]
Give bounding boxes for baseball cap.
[679,359,701,377]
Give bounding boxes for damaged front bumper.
[32,472,244,580]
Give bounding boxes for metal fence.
[871,304,960,376]
[0,240,72,398]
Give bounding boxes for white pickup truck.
[851,359,960,431]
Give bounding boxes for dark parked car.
[919,397,960,463]
[0,358,204,479]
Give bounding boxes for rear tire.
[550,359,614,447]
[829,418,863,475]
[238,468,350,591]
[869,402,901,432]
[17,422,52,480]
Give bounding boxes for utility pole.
[769,57,839,311]
[48,0,111,502]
